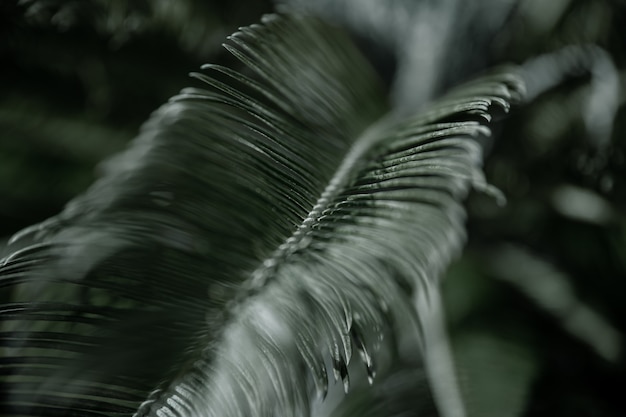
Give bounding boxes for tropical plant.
[1,1,625,416]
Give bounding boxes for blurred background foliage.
[1,0,625,415]
[0,0,272,237]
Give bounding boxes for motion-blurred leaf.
[0,12,524,417]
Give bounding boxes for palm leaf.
[0,13,524,417]
[277,0,519,109]
[326,359,437,417]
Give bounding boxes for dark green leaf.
[0,13,523,417]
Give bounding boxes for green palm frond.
[278,0,519,109]
[0,13,524,417]
[327,360,437,417]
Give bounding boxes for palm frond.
[326,360,437,417]
[277,0,519,110]
[0,13,523,417]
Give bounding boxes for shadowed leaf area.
[2,1,626,416]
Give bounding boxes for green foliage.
[1,0,625,416]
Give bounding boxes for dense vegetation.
[1,1,625,416]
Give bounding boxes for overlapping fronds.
[0,13,523,417]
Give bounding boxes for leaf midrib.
[238,115,394,296]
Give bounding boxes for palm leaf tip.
[0,12,524,417]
